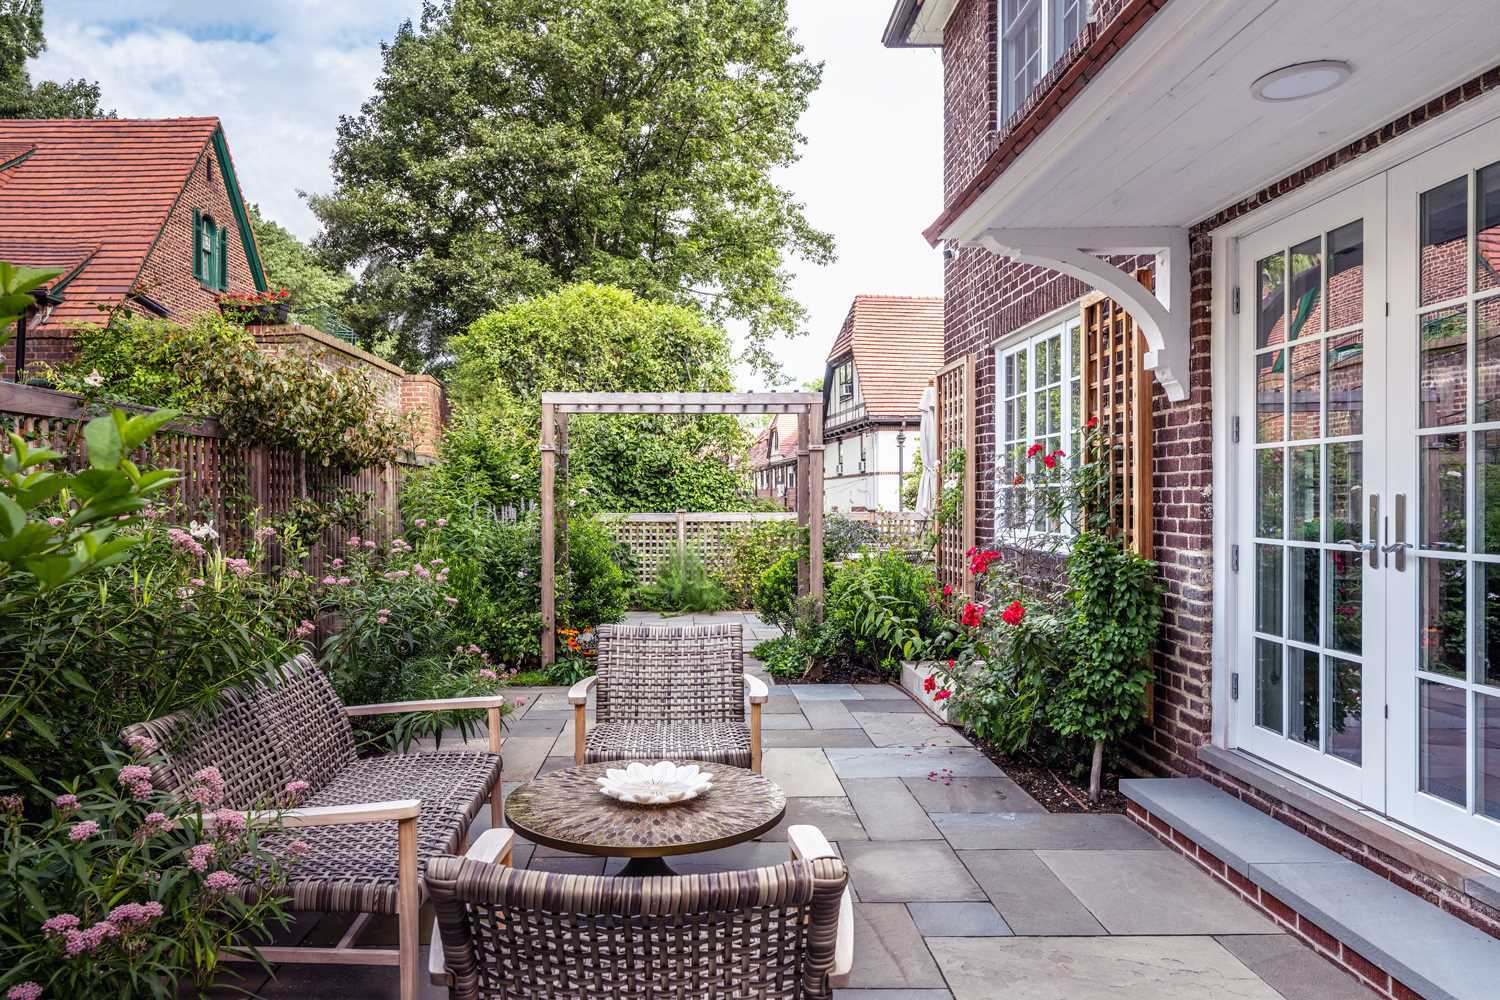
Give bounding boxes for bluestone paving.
[852,711,968,747]
[843,698,928,714]
[906,901,1011,937]
[1215,935,1382,999]
[957,850,1105,935]
[760,712,814,729]
[932,811,1160,850]
[790,683,864,702]
[826,746,1002,779]
[902,775,1044,814]
[764,728,875,748]
[757,795,869,842]
[762,747,845,796]
[842,777,942,840]
[839,840,985,902]
[846,904,948,990]
[835,992,954,1000]
[1038,849,1279,935]
[801,699,863,730]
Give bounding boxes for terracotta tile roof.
[750,414,800,469]
[827,295,944,420]
[0,118,222,330]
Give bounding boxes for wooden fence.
[0,382,420,569]
[601,511,798,586]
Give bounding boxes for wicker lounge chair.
[121,653,507,1000]
[568,622,768,772]
[425,824,853,998]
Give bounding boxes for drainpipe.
[896,424,907,512]
[10,311,25,382]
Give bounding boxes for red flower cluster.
[941,583,953,598]
[923,674,936,693]
[1086,415,1099,429]
[217,288,290,305]
[967,547,1001,575]
[933,689,952,702]
[1001,600,1026,627]
[959,602,985,628]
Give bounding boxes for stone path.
[220,611,1379,999]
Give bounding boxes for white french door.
[1235,176,1389,809]
[1234,115,1500,862]
[1386,119,1500,856]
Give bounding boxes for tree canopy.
[0,1,111,119]
[311,0,832,374]
[248,205,357,340]
[444,282,758,512]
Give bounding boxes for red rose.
[1001,600,1026,626]
[1042,453,1057,469]
[960,602,985,628]
[1027,442,1044,458]
[923,675,936,693]
[942,583,953,597]
[1086,416,1099,429]
[1012,474,1024,485]
[947,659,955,668]
[934,689,952,701]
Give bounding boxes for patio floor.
[218,611,1379,999]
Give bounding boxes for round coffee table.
[505,761,787,876]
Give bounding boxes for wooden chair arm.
[743,673,769,704]
[344,696,508,716]
[566,675,597,706]
[789,825,853,979]
[211,799,422,829]
[428,828,516,985]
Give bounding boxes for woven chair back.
[427,856,847,1000]
[594,623,744,724]
[121,653,355,808]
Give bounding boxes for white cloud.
[30,1,943,389]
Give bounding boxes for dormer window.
[192,209,227,291]
[1000,0,1088,122]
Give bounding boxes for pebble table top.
[506,760,786,859]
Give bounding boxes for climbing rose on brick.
[1001,601,1026,627]
[960,602,985,627]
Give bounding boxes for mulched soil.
[972,742,1129,814]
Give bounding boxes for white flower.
[188,519,219,541]
[509,472,521,481]
[82,369,104,388]
[577,487,589,496]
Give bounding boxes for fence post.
[675,510,687,558]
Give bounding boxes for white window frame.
[999,0,1089,122]
[994,305,1083,547]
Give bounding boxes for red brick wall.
[942,0,996,202]
[401,374,447,459]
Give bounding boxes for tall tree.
[311,0,832,373]
[0,1,111,119]
[248,205,357,340]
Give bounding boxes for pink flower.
[933,689,952,702]
[62,921,118,956]
[960,602,985,628]
[107,900,163,930]
[414,518,428,528]
[167,528,206,558]
[254,525,277,543]
[294,619,316,638]
[443,596,458,606]
[68,820,100,841]
[321,575,337,585]
[330,558,344,569]
[430,558,445,567]
[187,843,216,872]
[922,675,936,693]
[347,535,361,546]
[288,838,312,859]
[284,780,310,803]
[478,668,498,681]
[211,808,246,836]
[7,982,42,1000]
[224,557,252,577]
[137,812,174,838]
[189,766,225,807]
[363,539,376,550]
[54,793,79,813]
[337,576,351,586]
[188,577,206,588]
[46,516,65,527]
[117,764,154,800]
[125,732,158,756]
[203,870,240,893]
[436,518,447,527]
[41,913,80,937]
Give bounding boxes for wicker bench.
[122,653,506,1000]
[568,622,768,772]
[425,824,853,998]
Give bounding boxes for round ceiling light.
[1250,60,1352,102]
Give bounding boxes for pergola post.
[795,410,811,597]
[540,402,557,668]
[807,400,825,615]
[557,411,570,581]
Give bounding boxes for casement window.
[995,311,1082,540]
[1000,0,1089,122]
[192,208,228,291]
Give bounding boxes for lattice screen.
[1079,271,1155,558]
[603,514,798,586]
[935,355,975,595]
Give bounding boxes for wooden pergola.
[539,392,825,666]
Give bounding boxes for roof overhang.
[941,0,1500,402]
[883,0,959,48]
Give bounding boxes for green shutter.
[191,207,202,281]
[216,226,228,290]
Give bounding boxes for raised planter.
[900,660,959,724]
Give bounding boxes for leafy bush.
[638,546,728,614]
[0,752,298,998]
[822,514,879,561]
[751,635,808,681]
[718,520,800,608]
[752,548,801,632]
[813,551,943,677]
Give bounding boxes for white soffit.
[908,0,960,46]
[945,0,1500,241]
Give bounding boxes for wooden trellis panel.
[1079,270,1155,558]
[602,512,798,587]
[935,355,976,595]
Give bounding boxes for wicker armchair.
[568,623,768,772]
[121,653,507,1000]
[425,824,853,999]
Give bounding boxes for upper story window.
[995,309,1082,542]
[192,208,228,291]
[1000,0,1089,122]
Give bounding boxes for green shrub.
[719,520,800,608]
[752,549,801,632]
[751,635,807,680]
[815,551,943,677]
[638,546,728,614]
[822,514,879,560]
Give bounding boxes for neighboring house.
[0,117,267,380]
[750,414,800,511]
[822,295,943,513]
[886,0,1500,969]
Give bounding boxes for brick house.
[886,0,1500,989]
[0,117,267,380]
[821,295,943,513]
[750,414,801,510]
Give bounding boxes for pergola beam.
[538,390,825,667]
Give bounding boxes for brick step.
[1122,778,1500,1000]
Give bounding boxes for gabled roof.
[750,413,800,468]
[0,117,265,329]
[827,295,944,421]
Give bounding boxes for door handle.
[1366,494,1380,570]
[1337,539,1377,553]
[1385,493,1408,571]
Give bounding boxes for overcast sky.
[31,1,945,388]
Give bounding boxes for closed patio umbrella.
[916,384,937,517]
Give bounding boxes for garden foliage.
[637,546,728,615]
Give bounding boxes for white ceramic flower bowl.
[596,761,713,806]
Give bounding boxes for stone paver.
[842,777,941,840]
[273,617,1357,1000]
[933,811,1161,850]
[840,841,985,902]
[762,747,845,796]
[1039,849,1279,935]
[927,936,1286,1000]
